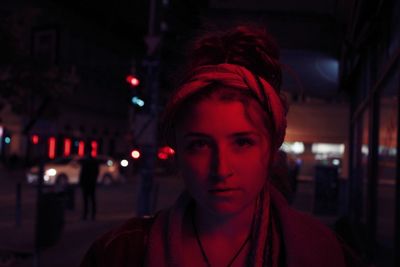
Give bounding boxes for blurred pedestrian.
[270,150,302,204]
[270,150,295,203]
[79,153,99,220]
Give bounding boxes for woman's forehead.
[177,98,269,136]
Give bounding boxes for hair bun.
[188,25,282,92]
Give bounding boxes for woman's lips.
[209,188,236,192]
[208,188,240,196]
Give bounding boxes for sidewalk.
[0,215,125,267]
[0,168,143,267]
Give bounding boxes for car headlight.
[45,168,57,176]
[120,159,129,167]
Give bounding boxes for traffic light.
[126,73,146,110]
[131,96,145,107]
[126,75,140,87]
[4,135,11,144]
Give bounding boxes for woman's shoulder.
[270,185,337,238]
[279,207,366,267]
[270,186,349,266]
[79,216,155,267]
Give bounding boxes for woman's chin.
[198,200,251,218]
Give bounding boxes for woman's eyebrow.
[183,132,210,138]
[184,131,260,138]
[230,131,260,137]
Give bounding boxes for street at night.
[1,1,399,266]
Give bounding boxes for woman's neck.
[194,202,255,239]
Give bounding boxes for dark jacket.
[80,214,365,267]
[80,217,154,267]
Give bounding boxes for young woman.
[80,25,359,267]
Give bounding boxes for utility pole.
[136,0,161,216]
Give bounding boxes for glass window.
[376,82,397,267]
[360,109,369,224]
[348,109,369,225]
[311,143,345,154]
[311,143,345,175]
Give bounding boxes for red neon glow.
[166,146,175,155]
[131,150,141,159]
[32,135,39,144]
[126,75,140,87]
[78,141,85,157]
[91,141,98,157]
[48,137,56,159]
[158,152,168,160]
[158,146,175,160]
[64,138,71,157]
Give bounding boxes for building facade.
[342,0,399,266]
[0,4,136,166]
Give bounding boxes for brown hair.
[185,25,282,92]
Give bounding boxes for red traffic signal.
[126,75,140,87]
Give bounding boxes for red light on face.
[64,138,71,157]
[78,141,85,157]
[131,150,141,159]
[91,141,98,157]
[126,75,140,87]
[48,137,56,159]
[32,135,39,144]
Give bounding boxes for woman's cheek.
[180,154,210,181]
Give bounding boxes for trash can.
[36,192,65,248]
[62,185,76,210]
[313,165,339,215]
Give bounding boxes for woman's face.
[175,98,271,216]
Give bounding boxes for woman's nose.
[210,147,233,179]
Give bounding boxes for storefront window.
[281,142,305,154]
[376,83,397,266]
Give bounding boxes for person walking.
[79,153,99,220]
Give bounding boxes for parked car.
[26,155,122,187]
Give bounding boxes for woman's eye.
[186,139,209,151]
[234,137,255,148]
